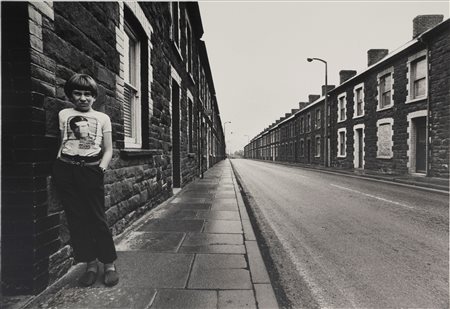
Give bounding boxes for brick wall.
[428,27,450,177]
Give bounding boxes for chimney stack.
[413,15,443,38]
[367,49,389,66]
[339,70,357,84]
[299,102,309,110]
[322,85,336,95]
[285,113,291,118]
[309,94,320,103]
[291,109,299,114]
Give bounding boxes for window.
[327,105,331,126]
[123,22,142,148]
[300,139,304,157]
[407,51,427,102]
[338,93,346,123]
[307,113,311,132]
[186,13,193,74]
[315,136,321,157]
[337,128,346,157]
[353,83,364,118]
[377,68,394,110]
[170,2,181,49]
[300,117,304,133]
[315,109,321,129]
[377,118,394,158]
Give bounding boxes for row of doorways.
[294,117,427,173]
[171,78,210,189]
[352,117,426,173]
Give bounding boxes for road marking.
[330,184,415,210]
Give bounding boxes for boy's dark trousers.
[52,159,117,264]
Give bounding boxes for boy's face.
[70,90,96,112]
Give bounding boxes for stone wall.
[428,27,450,177]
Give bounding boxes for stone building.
[2,2,225,295]
[245,15,449,178]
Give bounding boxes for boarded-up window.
[377,122,393,158]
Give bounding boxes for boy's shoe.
[104,268,119,287]
[79,270,98,287]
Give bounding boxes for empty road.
[232,159,449,308]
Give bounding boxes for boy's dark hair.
[64,73,98,98]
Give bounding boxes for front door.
[415,117,427,173]
[307,139,311,163]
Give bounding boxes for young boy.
[52,73,118,287]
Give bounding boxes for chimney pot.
[413,15,443,38]
[367,49,389,66]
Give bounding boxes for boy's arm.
[57,130,64,158]
[100,131,113,170]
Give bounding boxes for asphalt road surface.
[231,159,449,308]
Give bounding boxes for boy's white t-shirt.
[59,108,112,157]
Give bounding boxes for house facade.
[245,15,449,179]
[2,2,225,294]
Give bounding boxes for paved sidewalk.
[20,160,278,309]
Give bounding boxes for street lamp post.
[307,57,328,167]
[223,121,231,158]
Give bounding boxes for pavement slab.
[182,233,243,245]
[188,268,252,290]
[150,289,217,309]
[168,203,211,210]
[115,232,185,252]
[138,219,204,233]
[254,284,279,309]
[193,254,247,269]
[179,244,246,254]
[35,286,157,309]
[115,252,194,288]
[218,290,257,309]
[197,210,241,220]
[204,220,243,234]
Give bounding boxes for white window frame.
[170,2,182,57]
[406,110,427,173]
[315,108,321,129]
[337,127,347,158]
[376,118,394,159]
[337,93,347,123]
[307,113,311,132]
[353,82,365,119]
[353,124,365,169]
[123,22,142,148]
[185,10,194,77]
[377,67,394,111]
[406,50,427,103]
[315,135,321,157]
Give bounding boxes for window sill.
[376,155,393,159]
[337,154,347,158]
[337,119,346,124]
[353,114,364,119]
[172,42,183,61]
[405,96,427,104]
[120,149,163,159]
[376,105,393,112]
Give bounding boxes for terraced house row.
[2,2,225,294]
[245,15,449,178]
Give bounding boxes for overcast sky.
[198,1,449,154]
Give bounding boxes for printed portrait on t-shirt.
[66,115,98,150]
